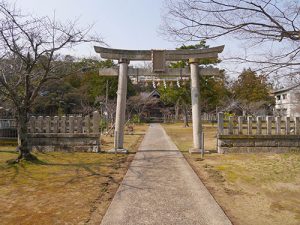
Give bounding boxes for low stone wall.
[218,135,300,153]
[28,133,100,152]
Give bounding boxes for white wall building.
[274,84,300,117]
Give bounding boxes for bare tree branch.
[162,0,300,75]
[0,0,105,160]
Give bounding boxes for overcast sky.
[16,0,180,54]
[14,0,248,78]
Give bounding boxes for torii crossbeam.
[94,46,224,153]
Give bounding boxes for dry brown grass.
[163,122,217,152]
[163,123,300,225]
[0,124,148,225]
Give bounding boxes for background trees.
[0,1,103,161]
[159,82,191,126]
[32,57,137,135]
[231,68,274,115]
[200,72,231,113]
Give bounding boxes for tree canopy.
[232,68,274,114]
[32,58,136,115]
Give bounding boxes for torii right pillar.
[189,58,203,153]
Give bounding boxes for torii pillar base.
[108,148,128,154]
[189,148,203,154]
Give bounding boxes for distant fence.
[159,113,217,123]
[217,112,300,153]
[0,119,17,139]
[202,113,217,122]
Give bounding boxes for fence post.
[37,116,43,133]
[76,116,83,133]
[267,116,273,135]
[61,116,66,133]
[247,116,252,135]
[93,111,100,133]
[84,115,90,133]
[29,116,36,133]
[45,116,51,133]
[275,116,281,135]
[257,116,262,135]
[228,116,234,135]
[217,112,224,135]
[285,117,290,135]
[238,116,244,134]
[53,116,59,133]
[295,117,300,135]
[69,116,74,133]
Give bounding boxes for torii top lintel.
[94,45,224,61]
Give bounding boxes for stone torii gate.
[94,46,224,153]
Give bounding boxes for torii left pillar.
[112,58,129,153]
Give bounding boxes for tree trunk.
[16,109,34,161]
[183,106,189,127]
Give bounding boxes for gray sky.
[17,0,179,55]
[14,0,249,78]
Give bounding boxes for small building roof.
[139,90,161,99]
[148,90,160,98]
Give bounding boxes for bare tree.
[162,0,300,76]
[0,1,104,162]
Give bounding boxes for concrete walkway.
[101,124,232,225]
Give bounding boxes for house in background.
[139,90,165,120]
[273,84,300,117]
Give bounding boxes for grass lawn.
[0,124,148,225]
[163,123,300,225]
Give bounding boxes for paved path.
[101,124,232,225]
